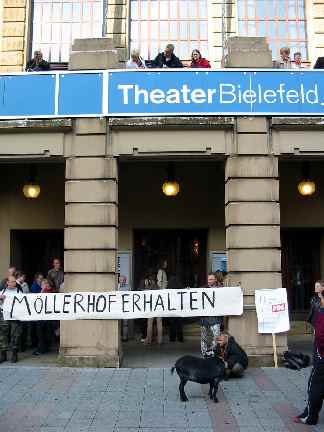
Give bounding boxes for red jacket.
[190,58,211,68]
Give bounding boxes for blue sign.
[108,70,324,116]
[0,69,324,119]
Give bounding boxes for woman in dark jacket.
[214,333,248,378]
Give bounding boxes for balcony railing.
[0,69,323,119]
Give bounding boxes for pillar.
[225,117,287,363]
[60,40,120,367]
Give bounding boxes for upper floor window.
[130,0,209,61]
[32,0,104,63]
[237,0,308,60]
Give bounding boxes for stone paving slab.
[0,365,323,432]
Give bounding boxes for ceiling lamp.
[162,163,180,197]
[298,162,316,197]
[23,166,41,199]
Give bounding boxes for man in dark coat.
[151,44,183,68]
[214,333,248,378]
[26,50,50,72]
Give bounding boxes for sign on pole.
[255,288,290,334]
[255,288,290,368]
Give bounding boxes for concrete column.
[60,40,120,367]
[225,117,287,363]
[60,118,120,367]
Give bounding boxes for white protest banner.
[255,288,290,334]
[2,287,243,321]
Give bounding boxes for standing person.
[275,47,292,69]
[293,287,324,425]
[126,49,146,69]
[47,258,64,293]
[33,279,54,356]
[15,271,29,352]
[30,273,43,293]
[0,266,17,291]
[30,273,44,347]
[307,280,323,326]
[139,271,156,343]
[190,49,211,68]
[200,273,223,357]
[214,333,248,378]
[47,258,63,342]
[26,50,50,72]
[15,271,29,293]
[168,274,184,342]
[0,276,22,363]
[144,270,163,345]
[151,44,183,68]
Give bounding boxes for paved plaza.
[0,364,323,432]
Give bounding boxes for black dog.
[171,355,225,402]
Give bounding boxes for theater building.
[0,1,324,367]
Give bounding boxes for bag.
[282,351,310,370]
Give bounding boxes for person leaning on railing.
[126,49,146,69]
[26,50,50,72]
[190,49,211,68]
[151,44,183,68]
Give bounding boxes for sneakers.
[292,416,317,426]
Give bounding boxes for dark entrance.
[10,229,64,285]
[133,229,208,289]
[281,229,321,318]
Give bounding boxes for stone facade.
[0,0,29,72]
[1,1,324,70]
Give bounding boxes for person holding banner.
[0,276,22,363]
[294,287,324,425]
[200,273,223,357]
[33,279,55,356]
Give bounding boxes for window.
[237,0,308,60]
[31,0,104,63]
[130,0,209,61]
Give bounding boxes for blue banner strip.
[0,70,324,118]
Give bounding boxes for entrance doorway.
[133,229,207,289]
[281,229,321,318]
[10,229,64,285]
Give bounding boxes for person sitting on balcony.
[26,50,50,72]
[151,44,183,68]
[275,47,292,69]
[126,49,146,69]
[292,52,307,69]
[190,49,211,68]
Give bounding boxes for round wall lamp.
[298,162,316,197]
[23,166,41,199]
[162,163,180,197]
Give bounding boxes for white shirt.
[126,57,146,69]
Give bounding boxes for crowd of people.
[25,44,308,73]
[0,259,63,363]
[134,259,248,378]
